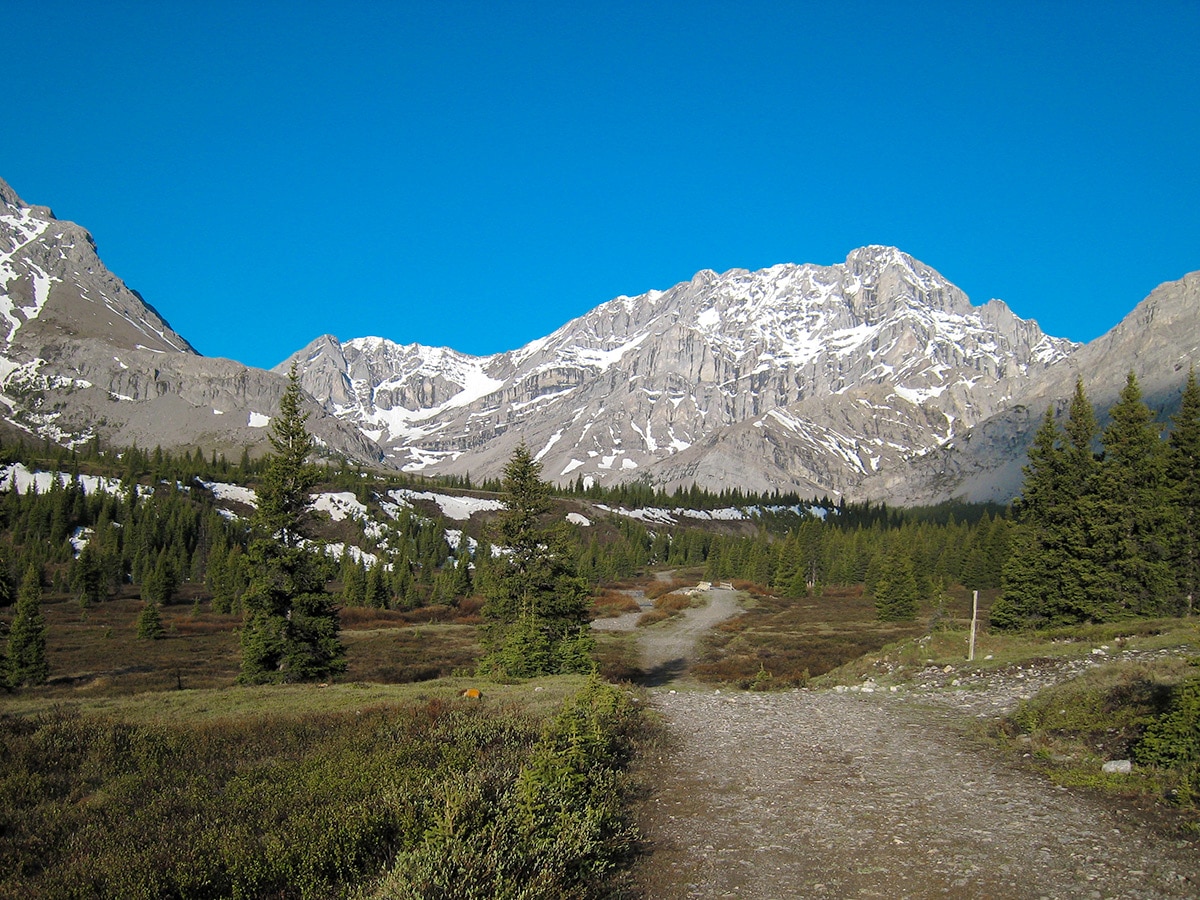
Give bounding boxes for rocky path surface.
[623,591,1199,898]
[636,587,742,684]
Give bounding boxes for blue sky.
[6,1,1198,370]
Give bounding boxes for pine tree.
[479,444,592,677]
[995,386,1103,628]
[365,563,388,609]
[873,545,919,621]
[1089,371,1176,618]
[340,557,367,607]
[136,601,165,640]
[1169,367,1200,615]
[8,564,48,687]
[239,366,346,684]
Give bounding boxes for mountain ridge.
[2,174,1196,505]
[278,245,1081,500]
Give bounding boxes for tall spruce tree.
[873,545,919,621]
[238,366,346,684]
[1089,371,1176,618]
[1169,367,1200,615]
[994,383,1101,628]
[7,564,48,687]
[994,407,1067,628]
[479,444,592,677]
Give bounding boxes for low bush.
[1136,660,1200,806]
[636,609,670,627]
[0,677,647,898]
[364,675,643,898]
[652,592,693,613]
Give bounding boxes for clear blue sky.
[6,1,1198,369]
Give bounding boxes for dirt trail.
[637,587,742,684]
[622,590,1199,898]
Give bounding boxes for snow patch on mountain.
[388,489,504,521]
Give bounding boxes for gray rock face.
[6,172,1194,504]
[882,269,1200,504]
[0,177,380,462]
[283,246,1077,498]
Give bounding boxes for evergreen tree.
[1169,367,1200,615]
[365,563,388,609]
[142,554,178,606]
[239,367,346,684]
[995,388,1101,628]
[1089,371,1176,618]
[7,564,48,687]
[136,600,165,640]
[340,557,367,607]
[873,545,919,621]
[1063,377,1100,496]
[479,444,592,677]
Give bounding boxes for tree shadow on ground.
[636,657,688,687]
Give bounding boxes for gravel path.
[637,587,743,684]
[636,688,1197,899]
[624,591,1199,898]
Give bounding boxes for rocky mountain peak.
[284,247,1078,497]
[0,177,24,209]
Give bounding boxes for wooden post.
[968,589,979,661]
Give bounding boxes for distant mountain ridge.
[2,174,1196,504]
[280,246,1079,499]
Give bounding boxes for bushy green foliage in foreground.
[999,654,1200,815]
[0,677,643,898]
[1136,660,1200,805]
[370,675,641,898]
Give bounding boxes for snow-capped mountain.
[0,177,380,460]
[6,173,1195,505]
[883,267,1200,504]
[281,247,1078,498]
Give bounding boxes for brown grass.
[691,584,925,688]
[653,592,694,613]
[636,609,671,627]
[12,591,485,701]
[592,589,641,618]
[342,624,482,683]
[592,632,643,683]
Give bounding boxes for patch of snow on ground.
[399,447,460,473]
[566,512,591,526]
[321,542,378,567]
[198,480,258,508]
[248,412,271,428]
[0,463,127,498]
[561,458,585,476]
[893,384,946,404]
[681,507,746,521]
[444,529,480,553]
[311,491,369,522]
[535,429,564,462]
[696,307,721,329]
[595,504,677,525]
[70,526,93,556]
[389,489,504,521]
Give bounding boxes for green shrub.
[0,679,647,898]
[1136,662,1200,804]
[373,675,642,899]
